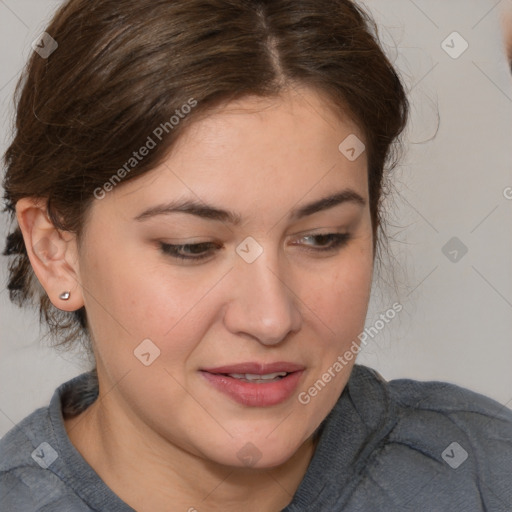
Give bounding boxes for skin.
[16,86,374,512]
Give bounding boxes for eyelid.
[290,225,349,237]
[158,231,351,263]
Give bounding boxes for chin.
[201,428,312,471]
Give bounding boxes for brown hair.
[2,0,408,351]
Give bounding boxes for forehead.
[86,86,370,235]
[123,89,366,185]
[174,86,363,154]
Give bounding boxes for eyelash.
[159,233,351,262]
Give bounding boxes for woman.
[1,0,511,510]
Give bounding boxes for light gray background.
[1,0,512,438]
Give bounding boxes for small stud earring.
[59,291,70,300]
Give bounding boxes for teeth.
[227,372,288,382]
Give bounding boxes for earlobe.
[15,197,84,312]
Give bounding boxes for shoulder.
[386,372,512,449]
[0,407,76,510]
[355,366,512,509]
[352,364,512,440]
[0,374,97,511]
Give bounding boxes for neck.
[64,388,318,512]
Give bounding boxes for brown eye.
[159,241,220,261]
[294,233,351,252]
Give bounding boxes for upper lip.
[201,362,305,374]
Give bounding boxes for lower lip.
[200,370,304,407]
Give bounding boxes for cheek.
[80,243,217,366]
[296,253,373,425]
[306,244,373,342]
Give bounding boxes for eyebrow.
[133,189,366,225]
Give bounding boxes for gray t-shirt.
[1,364,512,511]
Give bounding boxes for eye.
[158,233,351,263]
[295,233,351,252]
[159,241,220,261]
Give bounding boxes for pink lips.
[200,362,305,407]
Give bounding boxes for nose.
[223,247,302,346]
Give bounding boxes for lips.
[202,362,304,375]
[200,362,305,407]
[226,372,288,383]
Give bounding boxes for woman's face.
[75,86,374,468]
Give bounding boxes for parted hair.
[2,0,408,351]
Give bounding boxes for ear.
[15,197,84,312]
